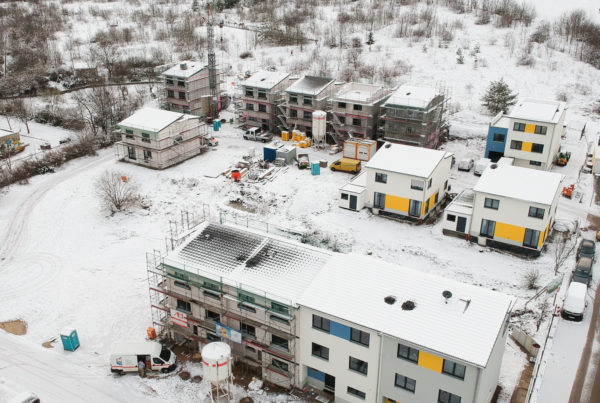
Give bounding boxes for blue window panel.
[330,321,351,340]
[307,367,325,382]
[484,125,508,158]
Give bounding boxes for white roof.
[161,61,206,78]
[111,341,161,356]
[474,165,563,205]
[340,171,367,194]
[119,108,185,132]
[386,85,437,109]
[365,143,453,178]
[201,342,231,361]
[490,114,510,129]
[286,76,335,96]
[334,82,386,104]
[445,189,475,216]
[298,253,513,368]
[243,70,289,89]
[507,98,566,124]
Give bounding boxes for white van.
[457,158,474,172]
[561,282,587,322]
[474,158,491,176]
[110,341,176,374]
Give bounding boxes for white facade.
[339,172,367,211]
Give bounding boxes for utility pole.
[206,2,218,120]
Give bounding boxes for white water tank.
[312,110,327,144]
[201,342,232,384]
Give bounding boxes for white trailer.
[109,341,176,374]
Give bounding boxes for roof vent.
[204,234,211,240]
[442,290,452,304]
[406,92,411,96]
[384,296,397,305]
[490,163,498,169]
[401,300,415,311]
[180,63,187,70]
[385,143,392,148]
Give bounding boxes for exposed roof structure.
[445,189,475,216]
[334,82,388,104]
[298,253,513,368]
[385,85,438,109]
[474,164,563,205]
[118,108,187,133]
[242,70,290,89]
[507,98,566,124]
[285,75,335,96]
[340,171,367,194]
[365,142,453,178]
[161,61,207,78]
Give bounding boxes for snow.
[473,164,563,205]
[201,341,231,361]
[340,171,367,194]
[445,189,475,216]
[334,82,386,104]
[385,85,437,109]
[161,61,206,78]
[365,142,453,178]
[508,98,567,124]
[285,76,335,96]
[118,108,185,133]
[242,70,290,89]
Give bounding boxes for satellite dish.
[442,290,452,303]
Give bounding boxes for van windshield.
[160,348,171,362]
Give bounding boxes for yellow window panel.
[495,222,526,242]
[385,195,409,212]
[525,124,535,133]
[521,142,533,152]
[418,350,444,373]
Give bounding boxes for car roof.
[576,257,593,268]
[582,239,595,246]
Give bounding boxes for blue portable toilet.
[311,162,320,175]
[60,329,80,351]
[217,120,222,129]
[263,145,281,162]
[213,120,219,131]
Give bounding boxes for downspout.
[376,332,384,402]
[471,366,482,403]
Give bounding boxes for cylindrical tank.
[201,342,232,384]
[312,110,327,144]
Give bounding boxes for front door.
[349,195,357,210]
[457,216,467,233]
[324,374,335,392]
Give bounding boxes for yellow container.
[281,131,289,141]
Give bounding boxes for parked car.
[577,239,595,262]
[473,158,491,176]
[205,135,218,147]
[571,256,593,286]
[561,282,587,322]
[330,158,361,173]
[243,127,273,143]
[457,158,474,172]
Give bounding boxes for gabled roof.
[385,85,438,109]
[242,70,290,89]
[507,98,566,124]
[473,164,563,205]
[298,253,513,368]
[118,108,185,132]
[365,143,453,178]
[286,75,335,96]
[161,61,207,78]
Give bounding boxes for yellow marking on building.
[525,124,535,133]
[539,222,550,247]
[418,350,444,373]
[429,193,437,210]
[494,222,526,242]
[385,195,409,212]
[521,142,533,152]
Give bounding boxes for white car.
[457,158,474,172]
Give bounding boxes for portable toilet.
[60,329,80,351]
[263,145,282,162]
[213,120,219,131]
[311,162,320,175]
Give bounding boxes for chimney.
[180,63,187,70]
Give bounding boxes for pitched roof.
[365,143,453,177]
[286,76,335,96]
[385,85,438,109]
[242,70,290,89]
[118,108,185,132]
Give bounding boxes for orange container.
[147,327,156,340]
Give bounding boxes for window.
[289,94,298,104]
[407,126,415,134]
[395,373,416,392]
[167,89,174,98]
[442,360,466,380]
[513,122,525,132]
[290,109,298,118]
[411,179,424,190]
[204,290,220,300]
[177,80,185,87]
[374,192,386,209]
[445,180,449,189]
[353,104,363,111]
[271,335,289,351]
[312,315,330,332]
[143,150,152,160]
[240,304,256,313]
[535,125,547,135]
[428,178,432,189]
[125,134,134,140]
[523,228,540,248]
[303,111,312,120]
[245,346,256,354]
[375,173,387,183]
[166,78,174,85]
[531,143,544,153]
[207,332,220,342]
[193,325,198,335]
[484,198,499,209]
[258,104,267,112]
[349,356,368,374]
[174,280,190,290]
[178,91,185,100]
[438,390,461,403]
[270,301,289,315]
[312,343,329,360]
[397,343,419,363]
[510,140,522,150]
[338,116,346,124]
[350,328,370,347]
[246,103,254,111]
[125,128,133,134]
[480,219,496,238]
[176,299,191,313]
[493,132,505,142]
[447,214,456,222]
[347,387,366,400]
[241,323,256,338]
[338,102,347,108]
[341,193,349,200]
[529,160,542,166]
[529,207,544,219]
[127,146,136,160]
[271,358,289,373]
[257,90,267,99]
[245,88,254,97]
[270,315,290,325]
[352,118,361,126]
[205,309,219,322]
[303,96,313,106]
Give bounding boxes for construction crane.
[206,2,218,120]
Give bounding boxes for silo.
[312,110,327,144]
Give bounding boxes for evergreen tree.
[482,79,518,114]
[456,48,464,64]
[366,32,375,51]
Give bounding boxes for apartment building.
[484,98,567,170]
[116,108,207,169]
[298,253,513,403]
[331,82,390,140]
[283,75,337,137]
[161,61,223,116]
[378,85,448,148]
[443,164,563,256]
[240,70,290,133]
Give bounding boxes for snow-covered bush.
[95,171,140,214]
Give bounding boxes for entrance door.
[349,195,357,210]
[456,216,467,233]
[324,374,335,392]
[127,146,136,160]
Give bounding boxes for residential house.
[378,85,448,148]
[298,253,513,403]
[443,164,563,256]
[340,143,453,221]
[240,70,290,133]
[484,98,567,170]
[116,108,208,169]
[331,82,390,141]
[161,61,223,116]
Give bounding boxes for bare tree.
[554,230,577,275]
[96,170,139,213]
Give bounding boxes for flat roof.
[286,75,335,96]
[507,98,566,124]
[365,143,453,178]
[161,61,206,78]
[118,108,186,132]
[473,165,563,205]
[298,253,513,368]
[385,85,438,109]
[334,82,386,104]
[243,70,289,89]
